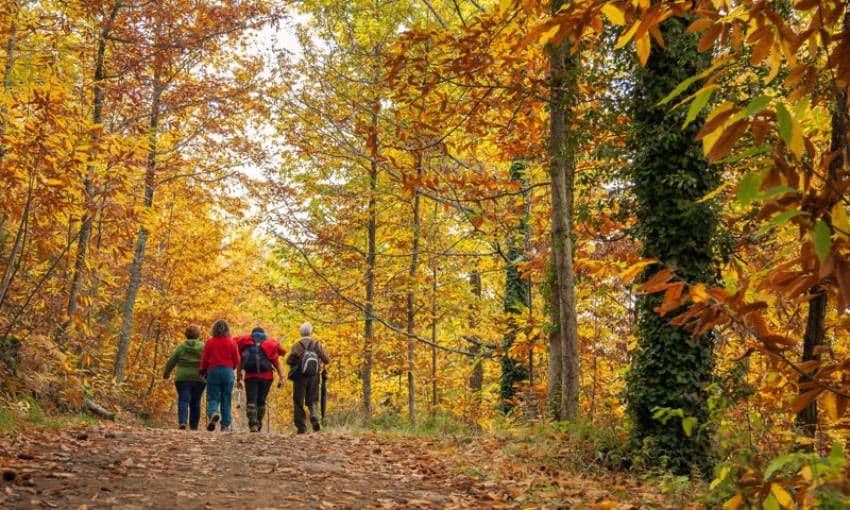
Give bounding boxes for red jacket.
[200,336,240,372]
[235,336,286,380]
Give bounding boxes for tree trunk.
[61,1,123,343]
[0,175,34,315]
[114,75,162,381]
[468,271,484,394]
[405,155,422,425]
[624,18,717,475]
[0,11,17,162]
[797,4,850,439]
[500,161,531,414]
[546,262,562,419]
[430,262,438,413]
[362,96,379,420]
[548,0,580,421]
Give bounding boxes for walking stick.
[320,368,328,425]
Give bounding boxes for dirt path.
[0,425,488,509]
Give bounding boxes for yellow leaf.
[636,33,651,66]
[601,3,625,26]
[616,21,639,49]
[620,259,657,282]
[723,493,743,510]
[832,203,849,240]
[765,50,781,84]
[789,115,805,158]
[690,283,710,303]
[539,25,561,45]
[799,465,813,482]
[698,181,729,203]
[770,483,793,508]
[822,391,839,421]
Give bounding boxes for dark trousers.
[292,375,319,433]
[245,378,273,430]
[175,381,205,430]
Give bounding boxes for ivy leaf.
[812,220,832,263]
[681,416,697,437]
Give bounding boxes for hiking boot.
[311,419,321,432]
[221,425,232,432]
[207,412,220,431]
[249,424,259,433]
[178,424,187,430]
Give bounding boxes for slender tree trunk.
[0,175,34,314]
[546,262,562,419]
[430,261,437,413]
[405,154,422,425]
[797,4,850,439]
[468,271,483,394]
[61,1,123,342]
[114,75,162,381]
[362,95,379,420]
[548,0,580,421]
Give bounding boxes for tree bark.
[468,271,483,394]
[0,11,17,162]
[362,95,379,420]
[113,74,162,380]
[405,154,422,425]
[61,0,123,343]
[547,0,580,421]
[546,262,562,419]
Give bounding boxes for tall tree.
[624,17,718,475]
[547,0,581,421]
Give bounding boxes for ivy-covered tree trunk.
[625,18,719,476]
[500,161,530,414]
[546,262,562,419]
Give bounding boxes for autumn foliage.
[2,0,850,507]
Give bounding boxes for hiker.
[162,325,206,430]
[286,322,330,434]
[200,319,240,432]
[235,327,286,432]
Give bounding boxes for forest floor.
[0,424,692,509]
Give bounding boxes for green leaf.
[682,416,697,437]
[735,172,764,206]
[659,74,702,105]
[745,95,771,117]
[777,104,792,144]
[759,210,805,234]
[813,220,832,263]
[760,185,794,200]
[684,88,714,128]
[763,493,780,510]
[764,454,795,480]
[716,144,770,164]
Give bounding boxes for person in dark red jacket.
[200,319,240,432]
[235,327,286,432]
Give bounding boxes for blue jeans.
[175,381,205,430]
[205,366,234,427]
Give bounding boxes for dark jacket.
[286,337,330,372]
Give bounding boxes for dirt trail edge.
[0,425,490,509]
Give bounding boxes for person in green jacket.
[163,325,206,430]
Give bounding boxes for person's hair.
[251,326,265,336]
[211,319,230,338]
[184,325,201,340]
[299,322,313,337]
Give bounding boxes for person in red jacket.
[200,319,240,432]
[235,327,286,432]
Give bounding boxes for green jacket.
[163,339,204,382]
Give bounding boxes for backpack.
[243,337,273,374]
[300,339,320,377]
